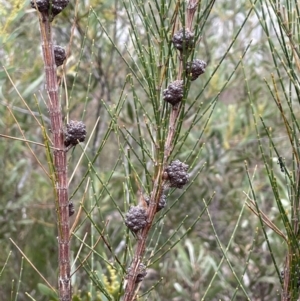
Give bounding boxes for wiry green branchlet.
[163,80,184,106]
[64,120,87,147]
[165,160,189,189]
[145,194,167,212]
[172,28,194,52]
[125,206,147,232]
[127,263,147,283]
[54,45,66,67]
[186,59,207,81]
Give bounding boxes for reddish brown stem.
[39,13,71,301]
[186,0,198,30]
[124,173,165,301]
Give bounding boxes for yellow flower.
[102,265,119,297]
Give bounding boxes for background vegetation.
[0,0,297,300]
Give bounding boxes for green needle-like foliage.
[2,0,294,300]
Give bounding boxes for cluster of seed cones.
[163,28,207,106]
[124,159,189,234]
[64,120,87,148]
[31,2,67,67]
[30,0,70,21]
[165,160,189,189]
[127,263,147,283]
[125,206,147,233]
[145,193,167,212]
[54,45,66,67]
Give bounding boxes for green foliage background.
[0,0,295,300]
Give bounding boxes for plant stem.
[124,1,202,299]
[38,12,71,301]
[124,174,165,301]
[124,103,182,300]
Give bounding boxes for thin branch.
[69,177,90,237]
[70,230,105,277]
[0,133,58,150]
[5,105,50,178]
[244,195,287,242]
[2,66,47,128]
[9,238,56,293]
